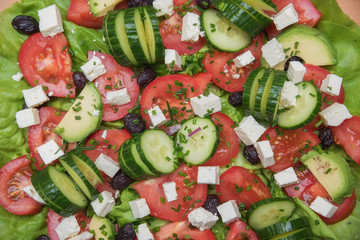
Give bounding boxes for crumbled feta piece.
[91,191,115,217]
[106,88,131,106]
[310,196,338,218]
[55,215,80,240]
[233,50,255,68]
[48,91,54,97]
[148,105,167,128]
[234,116,266,145]
[274,167,299,188]
[93,110,100,116]
[38,4,64,37]
[261,38,286,67]
[168,124,182,135]
[190,92,222,117]
[15,108,40,128]
[36,139,64,165]
[197,166,220,185]
[217,200,241,224]
[80,56,107,81]
[181,12,201,43]
[22,184,46,205]
[71,29,75,34]
[273,3,299,31]
[95,153,120,178]
[162,181,178,202]
[11,72,23,82]
[22,85,50,108]
[129,198,151,219]
[287,61,306,84]
[279,81,299,109]
[165,49,182,71]
[254,140,275,168]
[319,103,352,127]
[188,207,219,231]
[136,223,154,240]
[320,74,343,96]
[101,130,107,139]
[153,0,174,17]
[69,232,93,240]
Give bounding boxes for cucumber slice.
[265,70,287,122]
[117,142,139,179]
[242,67,266,116]
[103,11,123,64]
[70,151,104,186]
[269,227,313,240]
[247,198,296,231]
[254,68,274,121]
[256,218,309,239]
[277,81,321,130]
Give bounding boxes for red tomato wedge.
[203,34,264,92]
[216,166,271,209]
[132,164,207,222]
[67,0,104,29]
[154,221,216,240]
[18,33,75,98]
[226,219,259,240]
[0,156,42,215]
[88,51,139,121]
[203,112,240,166]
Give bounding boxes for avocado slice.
[300,150,354,204]
[89,0,125,17]
[89,215,116,240]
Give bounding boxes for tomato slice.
[260,127,321,172]
[67,0,104,29]
[154,221,216,240]
[203,112,240,166]
[0,156,42,215]
[18,33,75,98]
[88,51,139,121]
[216,166,271,209]
[202,34,264,92]
[226,219,259,240]
[132,164,207,222]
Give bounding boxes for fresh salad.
[1,0,360,239]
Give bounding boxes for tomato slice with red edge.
[226,219,259,240]
[154,221,216,240]
[67,0,104,29]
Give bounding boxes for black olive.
[196,0,212,9]
[243,145,260,165]
[202,194,221,216]
[73,72,89,91]
[228,91,243,107]
[111,169,134,190]
[35,235,51,240]
[12,15,39,35]
[318,127,334,149]
[116,223,136,240]
[284,56,305,71]
[137,67,157,88]
[128,0,154,7]
[124,113,146,134]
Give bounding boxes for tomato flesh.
[226,219,259,240]
[67,0,104,29]
[154,221,216,240]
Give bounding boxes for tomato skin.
[67,0,104,29]
[0,156,42,215]
[18,33,75,98]
[217,166,271,209]
[226,219,259,240]
[154,221,216,240]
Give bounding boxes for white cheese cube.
[279,81,299,109]
[319,103,352,127]
[188,207,219,231]
[12,72,23,82]
[254,140,275,168]
[320,74,342,96]
[148,105,167,128]
[261,38,286,67]
[197,166,220,185]
[274,167,299,188]
[217,200,241,224]
[234,116,266,145]
[233,50,255,68]
[273,3,299,31]
[162,181,178,202]
[101,129,108,139]
[165,49,182,71]
[106,88,131,106]
[95,153,120,178]
[15,108,40,128]
[181,12,201,43]
[22,85,50,108]
[310,196,338,218]
[129,198,151,219]
[38,4,64,37]
[80,56,107,82]
[136,223,154,240]
[153,0,174,17]
[22,184,46,205]
[91,191,115,217]
[55,215,80,240]
[287,61,306,84]
[190,92,222,117]
[36,139,64,165]
[69,232,93,240]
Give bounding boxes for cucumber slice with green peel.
[254,68,274,121]
[242,67,266,116]
[70,151,104,186]
[117,143,139,179]
[201,8,251,52]
[247,198,297,231]
[265,70,287,123]
[103,11,123,64]
[269,227,313,240]
[276,81,321,130]
[256,218,309,240]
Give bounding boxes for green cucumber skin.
[242,67,266,116]
[117,143,140,180]
[256,217,309,239]
[254,68,273,121]
[269,227,313,240]
[265,70,287,122]
[71,150,104,184]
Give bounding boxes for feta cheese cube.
[190,92,222,117]
[106,88,131,106]
[261,38,286,67]
[129,198,151,219]
[15,108,40,128]
[162,182,178,202]
[234,116,266,145]
[148,105,167,128]
[95,153,120,178]
[197,166,220,185]
[188,207,219,231]
[136,223,154,240]
[22,85,50,108]
[319,103,352,127]
[274,167,299,188]
[181,12,201,43]
[287,61,306,84]
[320,74,343,96]
[279,81,299,109]
[310,196,338,218]
[254,140,275,168]
[69,232,93,240]
[38,4,64,37]
[153,0,174,17]
[217,200,241,224]
[80,56,107,81]
[165,49,182,71]
[273,3,299,31]
[55,215,80,240]
[233,50,255,68]
[22,184,46,205]
[11,72,23,82]
[91,191,115,217]
[36,139,64,165]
